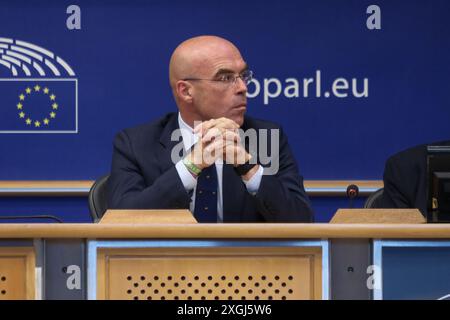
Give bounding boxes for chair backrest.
[88,174,110,222]
[364,188,384,209]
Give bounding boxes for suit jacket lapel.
[157,113,181,173]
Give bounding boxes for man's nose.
[234,76,247,94]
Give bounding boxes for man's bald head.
[168,35,248,127]
[169,36,243,89]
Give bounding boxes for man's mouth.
[234,103,247,110]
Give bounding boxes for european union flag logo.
[0,37,77,133]
[0,79,77,133]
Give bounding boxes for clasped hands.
[184,117,259,180]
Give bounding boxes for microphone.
[0,215,63,223]
[346,184,359,209]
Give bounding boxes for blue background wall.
[0,0,449,222]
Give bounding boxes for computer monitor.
[426,146,450,222]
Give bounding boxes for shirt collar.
[178,112,198,152]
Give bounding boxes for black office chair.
[88,174,110,222]
[364,188,384,208]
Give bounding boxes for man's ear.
[176,80,193,103]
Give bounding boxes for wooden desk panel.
[0,248,35,300]
[97,247,322,300]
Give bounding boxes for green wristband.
[183,157,202,176]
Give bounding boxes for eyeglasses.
[183,70,253,86]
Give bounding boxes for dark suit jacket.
[107,112,313,222]
[379,140,450,215]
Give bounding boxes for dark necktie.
[193,163,218,222]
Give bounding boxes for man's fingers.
[194,117,239,135]
[222,130,241,143]
[193,119,214,134]
[201,127,222,144]
[201,126,240,144]
[202,138,225,165]
[223,142,249,165]
[216,117,239,129]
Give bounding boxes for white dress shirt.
[175,113,264,222]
